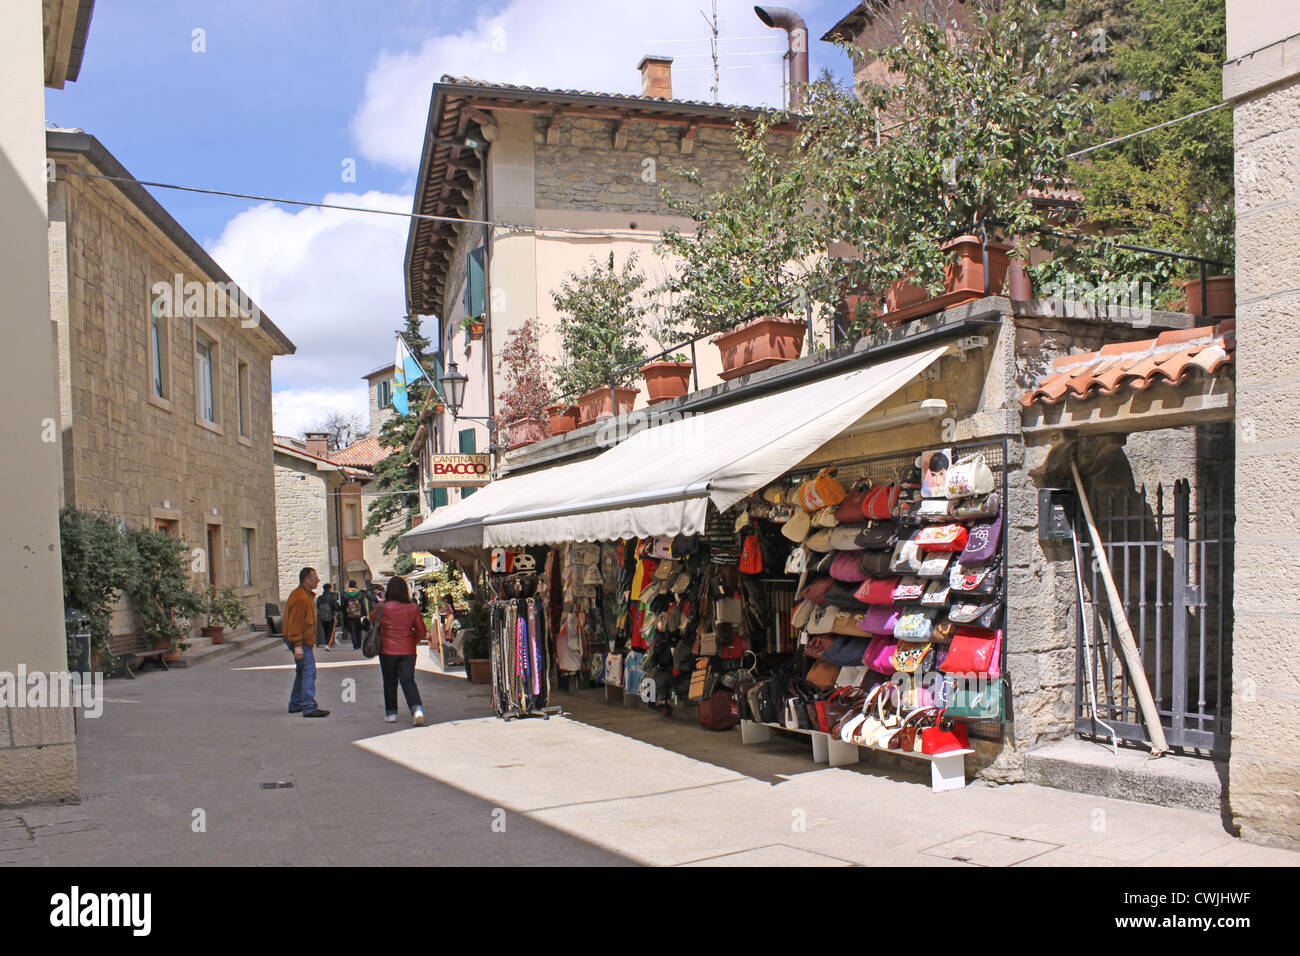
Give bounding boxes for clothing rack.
[487,596,559,720]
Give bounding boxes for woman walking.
[372,577,427,726]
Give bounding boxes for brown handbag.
[806,660,841,689]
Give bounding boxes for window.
[150,309,170,399]
[241,528,254,586]
[196,332,217,423]
[237,360,250,438]
[206,524,222,588]
[344,501,361,538]
[377,379,392,409]
[426,487,447,510]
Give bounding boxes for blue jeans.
[286,641,318,714]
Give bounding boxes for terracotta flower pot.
[201,625,225,645]
[1182,275,1235,318]
[880,235,1012,326]
[153,637,181,662]
[575,385,639,424]
[467,322,485,340]
[545,403,580,435]
[640,361,694,404]
[505,417,550,451]
[712,316,807,381]
[468,658,492,684]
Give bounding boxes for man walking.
[316,582,339,650]
[340,579,369,651]
[284,567,329,718]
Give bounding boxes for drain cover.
[258,781,295,790]
[923,831,1061,867]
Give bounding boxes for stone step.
[1024,737,1226,814]
[174,627,277,668]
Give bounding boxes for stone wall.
[273,454,333,603]
[1224,22,1300,849]
[50,152,283,624]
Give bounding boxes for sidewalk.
[3,640,1296,867]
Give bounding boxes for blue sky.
[47,0,855,437]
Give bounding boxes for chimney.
[304,432,330,458]
[638,55,673,99]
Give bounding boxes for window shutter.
[464,246,485,319]
[459,429,477,497]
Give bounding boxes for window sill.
[238,433,253,447]
[196,416,224,436]
[148,392,173,413]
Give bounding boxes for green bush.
[59,508,134,666]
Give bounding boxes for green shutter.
[429,487,447,509]
[459,429,477,497]
[464,247,485,319]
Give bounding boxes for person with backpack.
[369,576,427,725]
[316,583,339,650]
[340,580,370,651]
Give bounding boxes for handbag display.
[805,634,836,660]
[863,483,901,520]
[862,635,898,673]
[921,579,952,607]
[805,529,834,553]
[828,525,867,550]
[835,485,870,524]
[891,640,932,674]
[812,506,840,528]
[825,582,871,611]
[888,706,940,753]
[806,660,841,689]
[860,605,900,636]
[830,610,870,638]
[801,577,835,605]
[947,601,1003,630]
[915,523,969,552]
[949,558,1002,595]
[791,598,815,630]
[823,635,871,666]
[889,533,924,574]
[854,521,899,550]
[918,498,954,522]
[946,453,996,499]
[797,468,847,512]
[853,681,904,747]
[858,550,894,576]
[939,627,1003,677]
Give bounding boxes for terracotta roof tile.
[328,435,393,468]
[1020,321,1235,408]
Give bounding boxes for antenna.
[701,2,720,103]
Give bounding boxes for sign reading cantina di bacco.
[425,453,492,487]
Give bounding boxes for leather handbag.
[952,492,1000,520]
[823,635,871,665]
[797,468,846,511]
[863,575,901,605]
[854,681,903,747]
[921,709,971,753]
[820,684,868,733]
[781,507,812,542]
[812,505,840,528]
[860,605,899,636]
[940,627,1002,677]
[830,610,869,638]
[791,598,815,630]
[862,635,898,673]
[863,483,900,520]
[858,550,894,576]
[830,550,869,583]
[854,521,899,551]
[946,453,995,499]
[807,604,838,635]
[806,660,841,689]
[825,583,871,611]
[828,525,867,550]
[835,484,870,524]
[805,529,834,553]
[916,523,969,552]
[944,677,1005,721]
[801,577,835,604]
[805,634,836,660]
[889,706,940,752]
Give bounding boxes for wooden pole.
[1071,462,1170,755]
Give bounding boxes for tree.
[365,314,432,554]
[496,317,553,426]
[551,252,649,394]
[309,411,364,450]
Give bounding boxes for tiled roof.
[1020,320,1235,407]
[328,435,393,468]
[438,75,765,115]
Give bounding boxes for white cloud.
[272,386,370,441]
[351,0,801,171]
[210,189,423,406]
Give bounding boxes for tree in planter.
[797,4,1085,312]
[551,252,648,394]
[366,314,433,558]
[59,508,136,668]
[460,586,491,663]
[120,527,207,654]
[495,317,554,444]
[202,585,251,634]
[658,112,826,335]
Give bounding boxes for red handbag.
[801,577,835,605]
[738,531,763,574]
[862,575,901,605]
[915,523,969,552]
[864,484,901,520]
[921,710,970,754]
[939,627,1002,676]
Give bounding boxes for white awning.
[399,344,948,553]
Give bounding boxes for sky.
[46,0,854,438]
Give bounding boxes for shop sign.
[425,453,492,487]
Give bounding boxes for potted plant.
[201,585,250,645]
[1182,275,1234,317]
[544,403,580,435]
[121,526,206,662]
[640,355,694,404]
[496,317,556,450]
[551,252,647,423]
[461,588,492,684]
[467,318,485,340]
[659,112,820,376]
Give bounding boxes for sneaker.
[412,708,425,727]
[384,713,398,723]
[303,709,330,718]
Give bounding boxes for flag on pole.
[391,336,427,416]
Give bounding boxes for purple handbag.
[830,550,869,583]
[860,605,900,636]
[960,508,1004,563]
[862,636,898,674]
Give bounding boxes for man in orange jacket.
[283,567,329,718]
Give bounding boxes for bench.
[265,603,283,638]
[106,634,170,678]
[740,719,973,792]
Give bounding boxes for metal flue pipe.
[754,5,809,107]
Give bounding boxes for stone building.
[273,437,346,600]
[403,59,799,518]
[1221,0,1300,850]
[47,130,295,631]
[1,0,95,809]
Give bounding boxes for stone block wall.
[50,153,283,623]
[273,455,333,603]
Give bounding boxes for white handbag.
[946,453,995,499]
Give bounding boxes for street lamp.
[439,360,469,416]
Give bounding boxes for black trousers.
[380,653,422,715]
[343,617,363,649]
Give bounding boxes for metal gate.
[1074,479,1232,752]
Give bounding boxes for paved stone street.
[3,641,1297,867]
